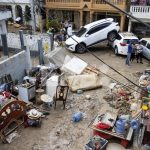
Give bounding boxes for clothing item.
[127,43,132,53]
[125,53,131,65]
[67,26,72,37]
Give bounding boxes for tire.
[76,43,86,53]
[108,31,118,42]
[115,46,118,55]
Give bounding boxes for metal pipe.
[104,0,150,28]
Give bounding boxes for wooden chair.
[54,85,69,109]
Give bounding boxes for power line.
[73,53,143,95]
[70,36,146,93]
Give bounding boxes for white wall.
[0,20,7,34]
[0,33,52,53]
[0,51,29,82]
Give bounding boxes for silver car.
[140,38,150,60]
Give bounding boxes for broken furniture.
[18,84,36,103]
[36,89,44,105]
[89,111,137,148]
[41,94,53,111]
[0,97,27,142]
[53,85,69,109]
[0,74,13,93]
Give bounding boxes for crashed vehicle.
[65,18,120,53]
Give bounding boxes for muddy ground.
[0,45,149,150]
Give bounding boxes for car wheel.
[108,31,118,42]
[115,46,118,55]
[76,43,86,53]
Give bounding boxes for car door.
[85,23,111,46]
[145,42,150,60]
[140,39,148,58]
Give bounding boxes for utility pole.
[30,0,36,32]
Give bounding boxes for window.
[147,43,150,49]
[76,27,87,37]
[87,23,111,35]
[141,40,147,46]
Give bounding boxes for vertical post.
[120,14,125,32]
[26,46,32,69]
[19,30,26,50]
[50,33,54,51]
[30,0,36,32]
[38,39,44,65]
[1,34,9,57]
[80,11,83,27]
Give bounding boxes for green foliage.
[24,5,31,23]
[46,19,61,32]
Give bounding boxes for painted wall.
[0,33,52,53]
[0,51,29,82]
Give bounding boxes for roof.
[141,38,150,43]
[119,32,138,39]
[84,18,114,29]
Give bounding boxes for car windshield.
[76,27,87,37]
[123,39,138,44]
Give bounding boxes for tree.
[46,19,61,33]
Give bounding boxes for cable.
[73,53,144,95]
[70,36,144,89]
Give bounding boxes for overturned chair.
[53,85,69,110]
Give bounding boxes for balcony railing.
[46,0,126,10]
[0,0,30,3]
[130,6,150,19]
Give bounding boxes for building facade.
[0,0,46,31]
[45,0,127,31]
[128,0,150,37]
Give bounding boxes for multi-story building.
[45,0,127,31]
[0,0,46,31]
[128,0,150,36]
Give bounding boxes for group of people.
[47,19,73,46]
[125,40,143,66]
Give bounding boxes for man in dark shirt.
[125,41,132,66]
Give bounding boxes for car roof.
[141,38,150,43]
[119,32,138,39]
[84,18,114,29]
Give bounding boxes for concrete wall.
[0,33,51,53]
[0,20,7,34]
[0,51,29,83]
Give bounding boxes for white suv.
[112,32,139,55]
[65,18,120,53]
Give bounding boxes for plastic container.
[115,119,126,134]
[46,75,59,97]
[72,112,83,122]
[85,136,108,150]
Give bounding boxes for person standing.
[130,41,136,62]
[67,24,72,38]
[136,42,143,64]
[125,41,132,66]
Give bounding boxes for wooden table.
[89,111,142,147]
